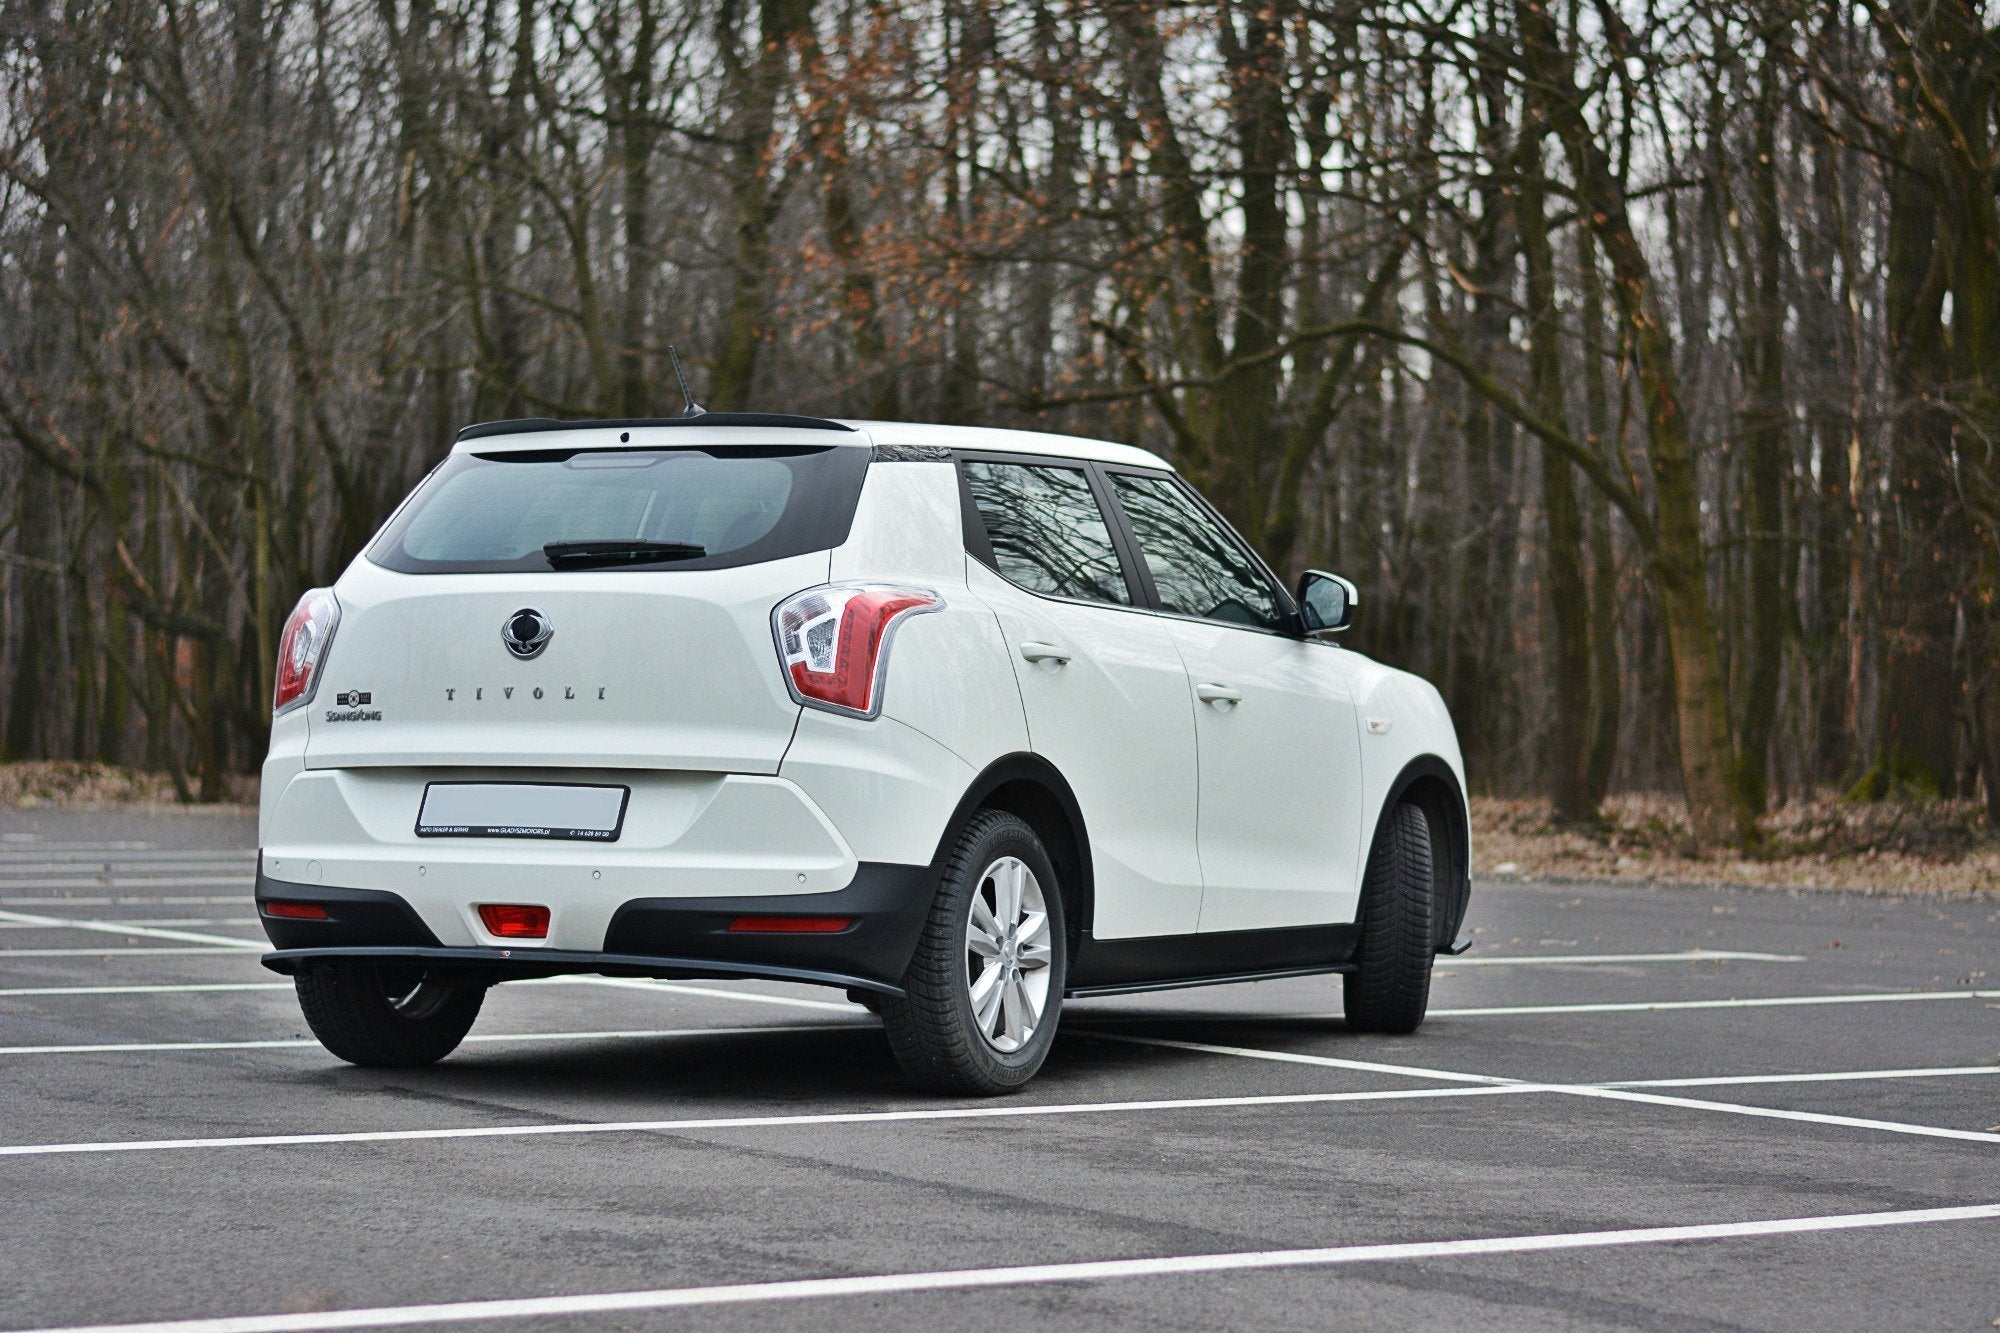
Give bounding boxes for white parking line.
[0,919,258,930]
[1607,1066,2000,1088]
[0,879,254,890]
[0,897,250,907]
[0,909,264,948]
[11,1202,1998,1332]
[0,977,813,999]
[0,915,845,1014]
[0,947,258,958]
[1100,1036,2000,1145]
[0,1024,864,1059]
[0,1085,1541,1158]
[4,1058,1989,1156]
[0,860,253,870]
[1431,990,2000,1016]
[0,855,254,866]
[0,982,291,997]
[1442,949,1803,966]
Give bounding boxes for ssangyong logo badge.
[502,607,554,660]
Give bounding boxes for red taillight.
[261,901,329,920]
[727,915,854,933]
[478,904,550,939]
[772,583,942,719]
[273,587,341,716]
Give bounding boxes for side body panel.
[1343,653,1469,855]
[782,459,1025,867]
[1161,622,1367,933]
[966,561,1204,938]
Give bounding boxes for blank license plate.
[415,783,629,842]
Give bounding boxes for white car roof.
[450,416,1173,471]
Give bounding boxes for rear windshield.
[368,445,869,573]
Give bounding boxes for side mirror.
[1296,570,1357,635]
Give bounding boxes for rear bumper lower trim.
[260,946,906,997]
[255,857,935,996]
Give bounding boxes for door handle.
[1019,640,1072,666]
[1195,682,1242,705]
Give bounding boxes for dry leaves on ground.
[0,761,255,811]
[1474,793,1998,894]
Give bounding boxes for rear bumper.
[257,860,932,996]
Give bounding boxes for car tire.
[882,809,1067,1096]
[1343,801,1436,1034]
[295,963,486,1067]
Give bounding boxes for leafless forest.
[0,0,1995,845]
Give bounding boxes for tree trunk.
[711,0,814,409]
[1734,60,1789,812]
[1515,0,1755,845]
[1518,125,1595,823]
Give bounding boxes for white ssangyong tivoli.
[258,413,1471,1094]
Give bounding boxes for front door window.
[1104,473,1283,630]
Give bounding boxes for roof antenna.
[667,344,705,418]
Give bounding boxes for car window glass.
[1108,473,1284,629]
[962,460,1131,606]
[370,445,866,574]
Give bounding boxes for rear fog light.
[261,901,330,920]
[478,904,551,939]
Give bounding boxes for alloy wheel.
[964,855,1054,1053]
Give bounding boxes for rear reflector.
[478,904,551,939]
[727,915,853,934]
[261,901,329,921]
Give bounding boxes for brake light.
[273,587,341,716]
[478,904,550,939]
[772,583,942,718]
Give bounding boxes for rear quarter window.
[368,445,869,573]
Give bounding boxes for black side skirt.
[1067,923,1360,997]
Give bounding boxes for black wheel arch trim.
[928,752,1094,952]
[1366,755,1472,951]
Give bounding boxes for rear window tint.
[962,459,1132,605]
[368,445,868,573]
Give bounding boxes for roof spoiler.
[455,412,855,442]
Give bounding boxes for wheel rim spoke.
[1012,971,1041,1031]
[966,918,1003,959]
[1000,971,1029,1045]
[970,962,1005,1034]
[969,894,1003,944]
[997,860,1024,926]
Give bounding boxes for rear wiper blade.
[543,539,707,568]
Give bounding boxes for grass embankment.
[1474,793,1998,894]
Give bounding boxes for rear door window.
[369,445,868,573]
[962,460,1133,606]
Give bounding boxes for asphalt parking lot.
[0,806,1995,1331]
